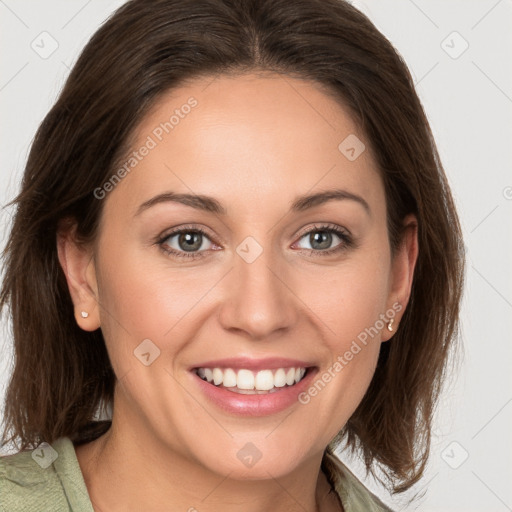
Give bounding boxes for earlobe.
[56,220,100,331]
[381,308,399,342]
[382,214,419,341]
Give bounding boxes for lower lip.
[190,368,318,417]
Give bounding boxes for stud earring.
[387,318,394,332]
[81,311,89,318]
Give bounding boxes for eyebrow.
[134,188,371,217]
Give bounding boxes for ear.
[381,213,418,341]
[56,218,100,331]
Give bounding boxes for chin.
[197,442,312,480]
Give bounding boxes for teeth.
[285,368,296,386]
[237,369,254,390]
[223,368,237,387]
[255,369,274,390]
[274,368,286,387]
[195,366,308,391]
[212,368,223,385]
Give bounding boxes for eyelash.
[156,223,354,260]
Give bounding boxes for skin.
[57,71,418,512]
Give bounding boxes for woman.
[0,0,464,510]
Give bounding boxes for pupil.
[180,232,201,251]
[311,231,331,250]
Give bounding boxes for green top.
[0,437,394,511]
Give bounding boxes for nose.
[217,243,298,340]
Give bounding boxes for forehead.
[105,72,383,217]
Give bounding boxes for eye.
[156,223,354,261]
[157,225,216,260]
[293,223,353,257]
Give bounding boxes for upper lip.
[190,357,316,372]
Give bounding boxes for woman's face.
[70,72,415,478]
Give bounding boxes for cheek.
[294,250,389,426]
[300,251,391,347]
[94,239,219,363]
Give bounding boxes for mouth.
[192,366,311,394]
[188,356,319,416]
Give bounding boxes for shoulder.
[323,451,395,512]
[0,437,93,512]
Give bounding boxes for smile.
[194,366,308,394]
[189,356,318,416]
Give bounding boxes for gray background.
[1,1,511,510]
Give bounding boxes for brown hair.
[0,0,464,498]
